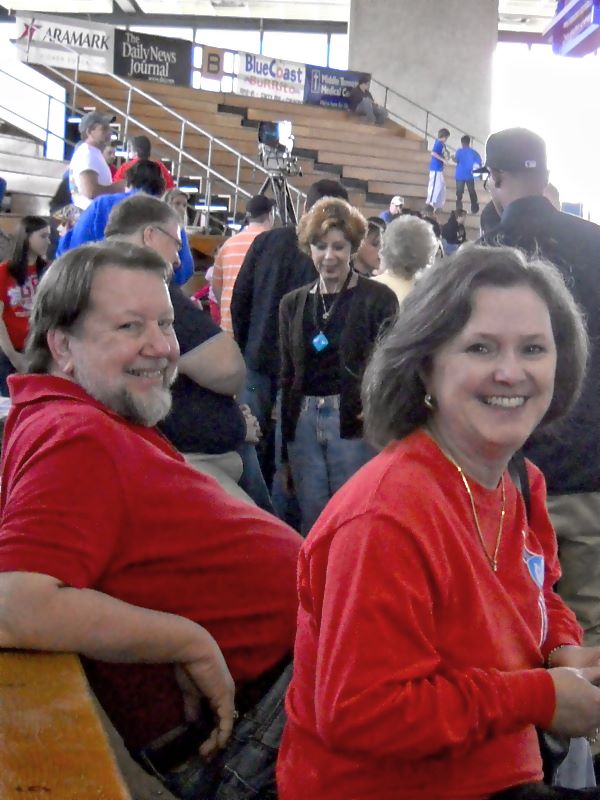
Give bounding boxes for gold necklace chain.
[428,432,506,572]
[456,466,506,572]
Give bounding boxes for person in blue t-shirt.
[426,127,450,211]
[453,134,482,214]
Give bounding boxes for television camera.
[257,120,302,225]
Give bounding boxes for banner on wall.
[201,46,227,80]
[236,52,305,103]
[304,65,368,110]
[544,0,600,56]
[114,29,192,86]
[14,14,115,74]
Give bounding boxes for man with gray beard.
[0,241,301,795]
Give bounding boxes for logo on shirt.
[523,536,547,646]
[7,275,38,315]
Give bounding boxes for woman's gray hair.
[26,242,171,375]
[362,243,589,448]
[380,214,438,279]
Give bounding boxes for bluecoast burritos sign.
[236,53,305,103]
[544,0,600,56]
[114,29,192,87]
[15,14,114,73]
[304,65,368,110]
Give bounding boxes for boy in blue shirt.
[426,127,450,211]
[453,134,482,213]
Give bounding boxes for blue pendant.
[312,331,329,352]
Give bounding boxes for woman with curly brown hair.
[278,197,398,534]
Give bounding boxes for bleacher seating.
[39,68,481,234]
[0,650,131,799]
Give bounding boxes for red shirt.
[278,430,581,800]
[0,261,41,350]
[113,157,175,190]
[0,375,302,749]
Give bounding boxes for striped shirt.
[212,223,271,335]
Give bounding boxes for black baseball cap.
[475,127,547,175]
[246,195,276,217]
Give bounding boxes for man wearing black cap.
[68,111,125,210]
[212,194,276,336]
[480,126,600,646]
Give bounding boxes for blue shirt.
[429,138,446,172]
[454,146,483,181]
[57,190,194,285]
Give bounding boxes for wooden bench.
[0,650,131,799]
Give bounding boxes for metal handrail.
[14,36,306,223]
[0,65,75,156]
[370,76,486,153]
[44,63,256,213]
[47,64,306,221]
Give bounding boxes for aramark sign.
[114,30,192,87]
[236,53,305,103]
[544,0,600,56]
[15,14,114,73]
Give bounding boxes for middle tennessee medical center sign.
[237,53,305,103]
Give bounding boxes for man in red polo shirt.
[0,241,301,786]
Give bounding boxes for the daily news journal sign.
[545,0,600,56]
[16,15,192,87]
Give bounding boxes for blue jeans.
[354,97,388,125]
[287,395,375,535]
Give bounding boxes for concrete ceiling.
[1,0,560,34]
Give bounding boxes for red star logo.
[16,20,42,43]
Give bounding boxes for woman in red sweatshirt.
[278,244,600,800]
[0,215,50,394]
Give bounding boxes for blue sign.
[544,0,600,56]
[304,65,367,110]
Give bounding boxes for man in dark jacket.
[480,127,600,645]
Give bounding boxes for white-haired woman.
[373,213,438,303]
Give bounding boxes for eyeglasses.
[153,226,182,249]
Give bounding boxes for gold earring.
[424,394,435,410]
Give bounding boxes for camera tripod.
[258,172,299,226]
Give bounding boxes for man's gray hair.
[380,215,438,279]
[26,242,171,374]
[105,194,179,238]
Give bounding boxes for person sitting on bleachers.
[69,111,125,210]
[113,135,175,191]
[58,161,193,286]
[0,239,301,793]
[348,74,387,125]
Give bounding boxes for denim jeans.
[287,395,375,535]
[354,97,388,125]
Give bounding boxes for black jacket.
[279,276,398,459]
[442,213,466,245]
[483,195,600,494]
[231,226,317,378]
